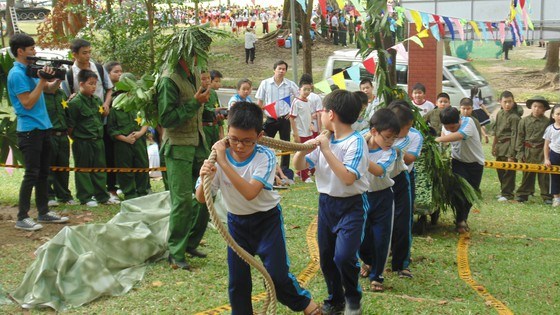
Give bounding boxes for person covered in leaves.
[107,73,149,200]
[424,92,451,137]
[492,90,521,202]
[358,108,400,293]
[436,107,484,234]
[157,27,215,270]
[515,96,552,204]
[196,102,322,315]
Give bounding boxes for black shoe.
[186,248,207,258]
[322,302,345,315]
[168,255,190,270]
[515,197,528,203]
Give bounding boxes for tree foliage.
[37,0,92,48]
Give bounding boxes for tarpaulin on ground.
[0,284,12,305]
[10,192,172,311]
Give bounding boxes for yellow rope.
[457,233,514,314]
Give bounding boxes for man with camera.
[7,34,69,231]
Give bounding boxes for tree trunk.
[6,0,15,37]
[145,0,155,72]
[301,0,312,77]
[382,33,396,86]
[543,41,560,73]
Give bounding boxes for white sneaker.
[104,196,120,205]
[48,200,59,207]
[304,178,314,184]
[86,200,99,207]
[116,189,123,195]
[497,196,508,202]
[553,198,560,207]
[64,200,78,205]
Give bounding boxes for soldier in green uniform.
[492,91,521,202]
[45,88,75,205]
[107,74,150,200]
[425,92,451,136]
[158,60,210,270]
[515,96,552,203]
[67,70,119,207]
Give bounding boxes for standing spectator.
[63,39,119,201]
[107,73,149,200]
[157,55,211,270]
[331,11,339,45]
[289,76,315,183]
[209,70,225,140]
[348,15,355,45]
[470,86,491,143]
[67,70,120,207]
[260,10,269,34]
[515,96,552,204]
[44,87,75,206]
[339,14,348,47]
[492,91,521,202]
[8,34,69,231]
[244,27,257,64]
[544,104,560,207]
[255,60,299,169]
[228,78,253,109]
[410,83,435,116]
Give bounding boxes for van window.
[395,64,408,84]
[445,63,488,89]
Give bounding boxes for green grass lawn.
[1,141,559,314]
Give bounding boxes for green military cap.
[526,95,550,111]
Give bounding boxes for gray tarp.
[10,192,172,311]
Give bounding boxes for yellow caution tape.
[484,161,560,175]
[457,233,514,315]
[196,216,320,315]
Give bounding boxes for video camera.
[25,56,74,80]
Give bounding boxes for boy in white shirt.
[290,78,315,183]
[358,108,400,292]
[411,83,435,116]
[196,101,321,315]
[436,107,484,234]
[293,89,369,315]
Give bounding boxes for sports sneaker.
[15,218,43,231]
[64,200,78,205]
[38,211,69,223]
[552,198,560,207]
[48,200,59,207]
[103,196,120,205]
[86,200,99,207]
[497,196,508,202]
[304,178,314,184]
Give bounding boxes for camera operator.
[7,34,69,231]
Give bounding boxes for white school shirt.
[443,117,484,165]
[351,98,380,132]
[390,135,410,178]
[406,127,424,172]
[308,92,322,132]
[367,146,397,192]
[543,124,560,154]
[413,100,435,117]
[197,145,281,215]
[305,131,369,197]
[290,97,314,137]
[244,31,257,49]
[260,12,268,22]
[68,61,113,100]
[255,77,299,117]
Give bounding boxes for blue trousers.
[318,193,367,309]
[227,206,311,315]
[359,188,394,283]
[404,169,416,269]
[549,150,560,194]
[451,159,483,223]
[390,171,412,271]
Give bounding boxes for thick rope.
[201,135,319,315]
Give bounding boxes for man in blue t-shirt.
[7,34,69,231]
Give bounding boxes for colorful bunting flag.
[263,102,278,119]
[332,72,346,90]
[408,36,424,48]
[363,57,376,74]
[346,65,361,84]
[429,24,441,41]
[498,22,506,43]
[281,95,291,106]
[392,43,409,60]
[453,18,465,41]
[318,0,327,17]
[432,15,445,37]
[469,21,482,39]
[410,10,423,32]
[336,0,345,12]
[296,0,306,12]
[314,80,332,94]
[418,29,429,38]
[443,17,455,40]
[479,22,489,40]
[5,148,14,176]
[420,12,431,29]
[485,22,495,39]
[520,0,525,8]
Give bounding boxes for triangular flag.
[363,57,376,74]
[332,72,346,90]
[408,36,424,48]
[470,21,482,39]
[420,12,431,29]
[351,0,366,17]
[432,15,445,37]
[443,17,455,40]
[510,22,518,45]
[453,18,465,40]
[430,24,441,41]
[409,10,423,32]
[281,95,292,107]
[346,65,361,84]
[336,0,345,12]
[393,43,409,60]
[319,0,327,17]
[5,148,14,176]
[523,5,534,30]
[418,29,429,38]
[263,102,278,119]
[520,0,525,8]
[479,22,489,40]
[498,22,506,43]
[296,0,306,12]
[314,80,332,94]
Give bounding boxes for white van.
[323,49,497,111]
